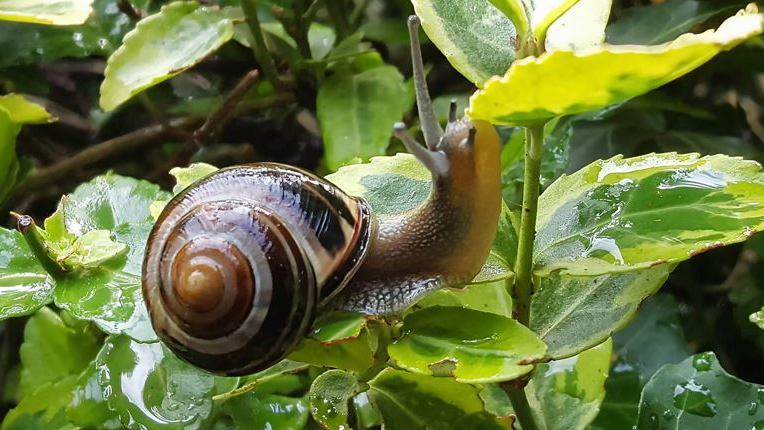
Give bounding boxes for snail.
[142,15,502,376]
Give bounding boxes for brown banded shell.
[142,164,374,375]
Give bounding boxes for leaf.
[289,325,377,373]
[1,377,78,430]
[411,0,516,86]
[388,306,546,382]
[66,363,122,429]
[529,265,673,358]
[534,153,764,276]
[169,162,218,194]
[0,0,93,25]
[0,94,55,124]
[308,370,359,430]
[100,1,235,111]
[0,228,54,321]
[317,66,412,171]
[637,351,764,428]
[327,153,515,282]
[590,294,689,429]
[751,306,764,330]
[367,368,513,429]
[96,335,235,430]
[414,280,514,318]
[223,392,309,430]
[545,0,611,52]
[19,307,99,397]
[0,110,20,204]
[489,0,529,35]
[310,311,369,343]
[468,8,764,125]
[525,339,612,430]
[606,0,739,45]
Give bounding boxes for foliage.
[2,0,764,429]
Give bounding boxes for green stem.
[240,0,284,90]
[513,122,545,325]
[10,212,64,279]
[292,0,313,59]
[326,0,350,39]
[506,383,539,430]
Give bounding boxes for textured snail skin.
[142,164,373,375]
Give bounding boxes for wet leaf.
[411,0,516,85]
[606,0,739,45]
[388,306,546,382]
[534,153,764,276]
[637,351,764,429]
[310,311,369,343]
[66,363,122,429]
[414,280,513,318]
[289,325,377,372]
[169,162,218,194]
[525,339,611,430]
[317,66,412,171]
[0,0,93,25]
[308,369,359,429]
[100,1,235,111]
[367,368,513,429]
[0,228,54,321]
[0,94,54,124]
[19,307,99,397]
[468,8,764,125]
[1,376,78,430]
[96,335,234,430]
[530,265,673,358]
[223,392,309,429]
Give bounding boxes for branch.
[241,0,284,90]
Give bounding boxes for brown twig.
[148,70,261,180]
[14,116,202,194]
[117,0,142,20]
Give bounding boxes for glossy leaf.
[0,110,20,204]
[0,94,54,124]
[310,311,369,343]
[414,280,513,318]
[1,376,78,430]
[751,306,764,330]
[468,9,764,125]
[637,351,764,428]
[66,363,122,429]
[317,66,412,170]
[545,0,611,52]
[289,326,377,372]
[223,392,309,430]
[411,0,516,85]
[169,162,218,194]
[308,370,359,430]
[96,335,234,430]
[534,153,764,276]
[19,307,99,397]
[0,228,54,321]
[327,153,516,282]
[530,265,672,358]
[590,294,689,429]
[100,1,235,111]
[388,306,546,382]
[367,368,513,429]
[606,0,739,45]
[0,0,93,25]
[525,339,612,430]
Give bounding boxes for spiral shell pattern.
[142,164,374,375]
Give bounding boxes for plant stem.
[513,122,545,325]
[506,383,538,430]
[326,0,350,39]
[240,0,284,90]
[10,212,64,279]
[292,0,313,59]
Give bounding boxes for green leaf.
[590,294,689,429]
[1,376,78,430]
[468,8,764,125]
[310,311,369,343]
[19,307,99,397]
[100,1,235,111]
[606,0,739,45]
[367,368,513,429]
[169,162,218,194]
[0,0,93,25]
[751,306,764,330]
[411,0,516,86]
[317,66,412,171]
[96,335,235,429]
[544,0,611,52]
[308,370,359,430]
[0,94,55,124]
[526,339,612,430]
[388,306,546,382]
[414,280,513,318]
[534,153,764,276]
[47,229,127,271]
[489,0,529,35]
[637,351,764,428]
[289,325,377,372]
[530,265,673,358]
[66,363,122,429]
[0,110,20,204]
[0,228,54,321]
[223,392,309,429]
[327,153,515,282]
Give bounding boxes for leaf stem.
[326,0,350,40]
[240,0,284,90]
[10,212,64,279]
[505,382,538,430]
[513,122,545,325]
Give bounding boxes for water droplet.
[673,379,717,417]
[692,352,714,371]
[663,409,674,420]
[750,402,759,416]
[750,420,764,430]
[758,388,764,404]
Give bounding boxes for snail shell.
[142,163,374,375]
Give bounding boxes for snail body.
[142,16,502,375]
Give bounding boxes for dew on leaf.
[757,387,764,404]
[750,402,759,416]
[672,379,717,417]
[692,352,714,371]
[663,409,674,420]
[751,420,764,430]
